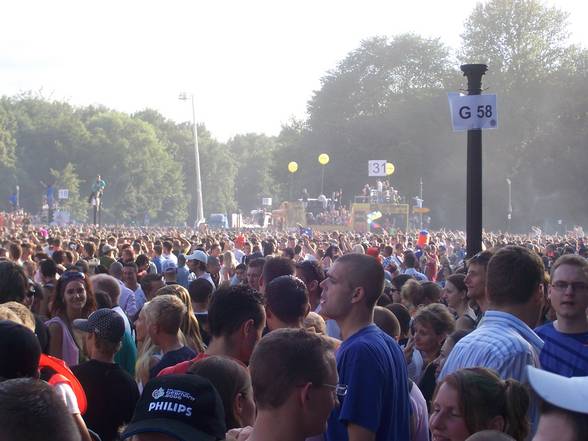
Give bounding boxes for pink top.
[45,316,79,367]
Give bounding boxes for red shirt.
[157,352,209,376]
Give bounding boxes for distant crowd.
[0,219,587,441]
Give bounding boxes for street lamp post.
[179,92,205,226]
[318,153,330,196]
[506,178,512,232]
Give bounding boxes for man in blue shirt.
[535,254,588,377]
[439,245,545,432]
[320,254,410,441]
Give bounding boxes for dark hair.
[208,285,265,337]
[336,254,385,308]
[467,250,494,271]
[262,257,295,286]
[403,251,417,268]
[295,260,325,287]
[135,254,150,268]
[0,378,81,441]
[486,246,544,306]
[188,278,214,304]
[420,281,442,304]
[51,271,96,319]
[9,243,22,261]
[266,275,309,325]
[324,245,340,259]
[391,274,414,292]
[0,261,28,303]
[188,356,252,430]
[282,248,295,259]
[249,328,334,410]
[52,250,65,265]
[94,289,113,309]
[446,273,467,293]
[437,368,530,441]
[122,262,138,273]
[386,303,411,337]
[83,242,96,258]
[247,258,265,270]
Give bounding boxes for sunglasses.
[60,271,85,282]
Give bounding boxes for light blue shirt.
[439,310,543,432]
[403,267,428,281]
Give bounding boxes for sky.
[1,0,586,141]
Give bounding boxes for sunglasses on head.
[60,271,85,282]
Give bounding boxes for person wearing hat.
[71,309,140,441]
[122,374,227,441]
[162,259,179,285]
[527,366,588,441]
[100,244,117,269]
[186,250,215,289]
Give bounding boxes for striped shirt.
[438,310,543,431]
[535,322,588,377]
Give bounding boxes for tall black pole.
[461,64,487,257]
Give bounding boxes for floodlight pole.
[462,64,487,257]
[179,93,205,226]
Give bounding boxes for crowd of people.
[0,220,587,441]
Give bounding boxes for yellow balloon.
[386,162,395,176]
[288,161,298,173]
[318,153,330,165]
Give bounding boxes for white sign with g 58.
[448,93,498,132]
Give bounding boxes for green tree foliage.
[50,163,87,222]
[228,133,278,211]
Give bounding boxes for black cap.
[122,374,226,441]
[0,320,41,379]
[73,308,125,343]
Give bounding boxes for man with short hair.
[464,250,494,315]
[162,240,177,265]
[151,243,165,273]
[188,278,214,345]
[0,378,82,441]
[146,295,196,379]
[259,256,295,294]
[139,273,165,302]
[320,254,410,441]
[265,275,310,331]
[535,254,588,376]
[439,245,545,430]
[402,251,428,281]
[109,262,137,319]
[122,262,146,313]
[246,328,338,441]
[158,285,265,375]
[246,257,265,291]
[72,309,140,441]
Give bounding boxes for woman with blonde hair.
[133,301,160,391]
[154,284,205,353]
[220,250,238,286]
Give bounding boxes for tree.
[228,134,277,212]
[460,0,570,86]
[49,163,87,222]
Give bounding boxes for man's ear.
[350,286,365,304]
[308,280,319,292]
[242,318,255,336]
